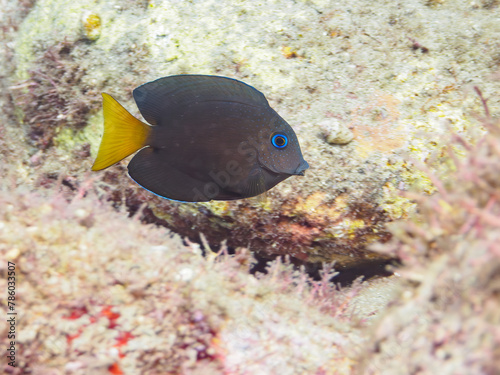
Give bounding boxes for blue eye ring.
[271,133,288,149]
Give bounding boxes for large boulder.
[7,0,500,272]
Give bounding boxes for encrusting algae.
[2,0,500,373]
[8,0,500,274]
[82,12,101,41]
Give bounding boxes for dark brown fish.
[92,75,309,202]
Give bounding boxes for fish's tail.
[92,93,151,171]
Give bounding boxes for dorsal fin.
[132,75,270,126]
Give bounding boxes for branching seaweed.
[12,41,100,149]
[359,88,500,374]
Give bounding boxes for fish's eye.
[271,133,288,149]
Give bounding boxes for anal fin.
[128,147,215,202]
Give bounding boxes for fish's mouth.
[294,159,309,176]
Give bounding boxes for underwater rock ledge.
[7,0,500,272]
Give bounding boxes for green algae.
[54,111,103,155]
[15,0,98,79]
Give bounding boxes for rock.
[320,119,354,145]
[5,0,500,273]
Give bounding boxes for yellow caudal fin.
[92,93,151,171]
